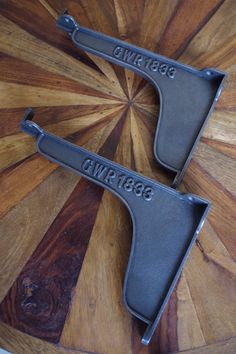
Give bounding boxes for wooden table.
[0,1,235,353]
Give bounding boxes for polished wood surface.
[0,1,235,353]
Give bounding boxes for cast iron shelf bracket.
[21,108,210,344]
[57,11,226,188]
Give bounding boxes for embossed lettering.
[150,60,159,71]
[82,158,94,172]
[118,174,126,188]
[145,57,152,69]
[93,163,107,179]
[159,64,168,75]
[143,187,154,201]
[134,54,143,66]
[112,45,176,79]
[134,182,144,197]
[81,157,154,201]
[105,169,116,184]
[123,177,135,192]
[123,49,136,62]
[167,67,176,79]
[113,46,123,58]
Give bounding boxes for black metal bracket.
[57,11,226,188]
[21,108,210,344]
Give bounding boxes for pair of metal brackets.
[20,12,225,345]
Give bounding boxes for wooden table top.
[0,1,235,353]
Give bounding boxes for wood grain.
[0,1,235,353]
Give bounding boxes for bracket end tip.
[20,108,42,138]
[141,335,150,346]
[56,10,79,34]
[22,107,35,122]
